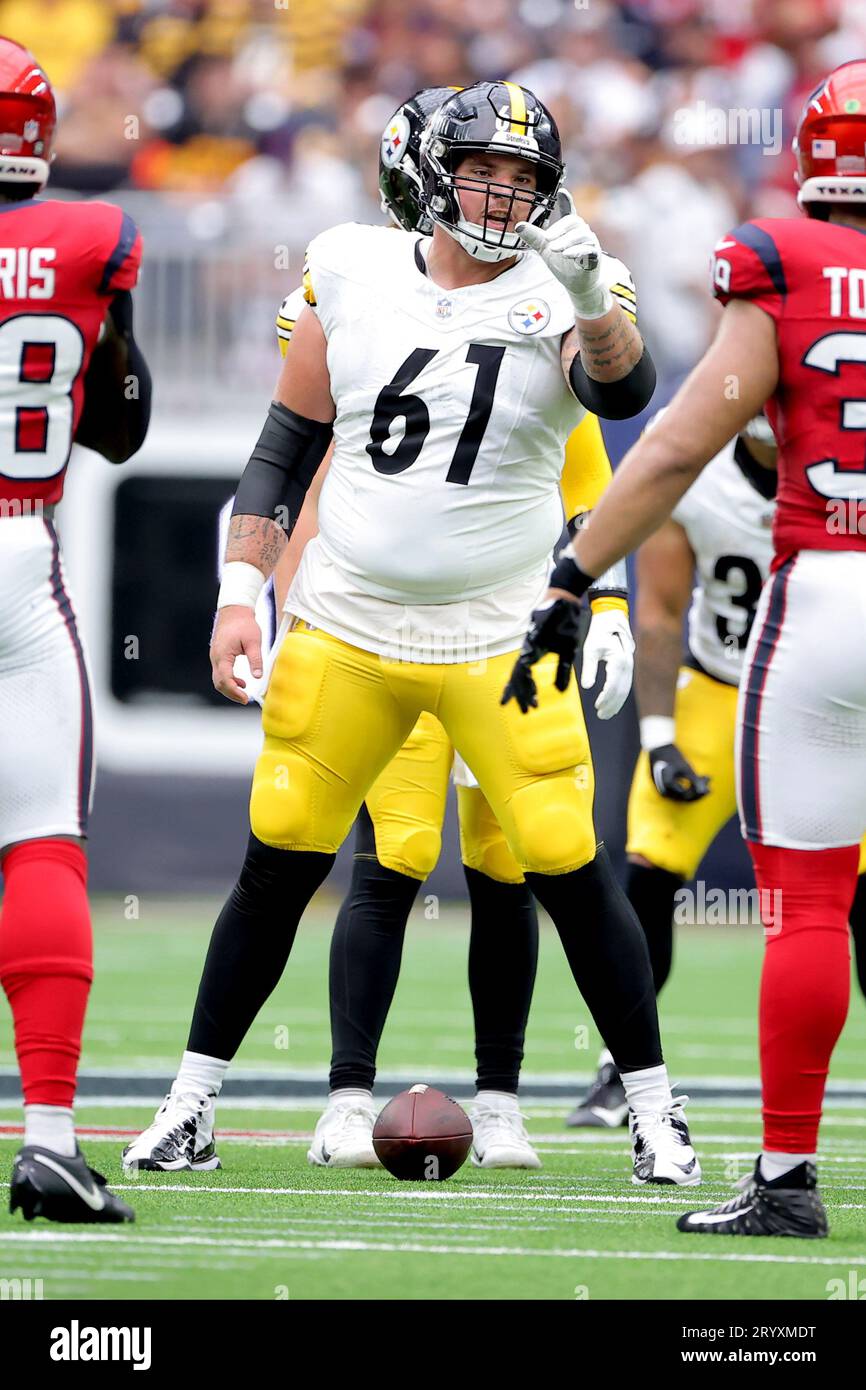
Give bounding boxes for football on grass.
[373,1084,473,1181]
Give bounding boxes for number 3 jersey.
[0,197,142,510]
[287,221,636,661]
[711,216,866,565]
[671,437,776,685]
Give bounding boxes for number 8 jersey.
[711,216,866,565]
[289,221,637,660]
[0,197,141,510]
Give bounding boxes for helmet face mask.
[420,82,564,262]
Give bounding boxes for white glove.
[580,609,635,720]
[515,213,612,319]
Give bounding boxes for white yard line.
[22,1181,855,1205]
[0,1230,861,1267]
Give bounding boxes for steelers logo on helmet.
[508,299,551,335]
[378,88,457,235]
[381,114,410,169]
[419,80,564,263]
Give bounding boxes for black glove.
[501,599,588,714]
[648,743,711,802]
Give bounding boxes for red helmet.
[0,37,55,190]
[794,60,866,211]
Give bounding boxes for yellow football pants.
[361,710,527,884]
[628,664,866,878]
[251,623,597,877]
[627,666,739,880]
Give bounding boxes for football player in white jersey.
[125,81,701,1189]
[276,92,633,1171]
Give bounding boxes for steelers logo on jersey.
[508,299,551,335]
[381,115,411,168]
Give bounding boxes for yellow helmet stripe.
[502,81,527,135]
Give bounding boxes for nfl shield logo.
[508,299,551,335]
[23,119,39,143]
[436,297,453,319]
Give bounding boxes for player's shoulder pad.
[75,200,142,295]
[598,250,637,322]
[710,219,789,308]
[303,222,395,298]
[276,284,306,354]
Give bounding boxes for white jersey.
[286,222,636,662]
[671,439,776,685]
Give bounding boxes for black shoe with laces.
[677,1158,828,1238]
[9,1145,135,1224]
[566,1059,629,1128]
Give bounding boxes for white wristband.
[570,281,614,321]
[217,561,266,610]
[640,716,675,752]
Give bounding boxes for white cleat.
[630,1097,701,1187]
[122,1084,220,1172]
[470,1096,542,1169]
[307,1095,381,1168]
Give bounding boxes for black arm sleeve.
[232,401,333,535]
[75,290,152,463]
[568,346,656,420]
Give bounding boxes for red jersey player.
[505,59,866,1237]
[0,38,151,1223]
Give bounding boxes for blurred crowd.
[7,0,863,375]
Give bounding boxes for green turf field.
[1,896,865,1300]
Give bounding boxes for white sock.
[24,1104,76,1158]
[175,1050,229,1097]
[328,1087,373,1104]
[620,1063,672,1117]
[760,1150,816,1182]
[474,1089,519,1110]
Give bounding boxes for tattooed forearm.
[225,513,286,578]
[563,305,645,383]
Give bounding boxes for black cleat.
[677,1159,828,1238]
[9,1145,135,1224]
[566,1059,629,1128]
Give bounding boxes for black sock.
[850,873,866,1002]
[187,834,334,1060]
[465,866,539,1094]
[625,862,683,995]
[526,845,662,1073]
[329,808,422,1091]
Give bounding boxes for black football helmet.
[419,81,564,262]
[379,87,458,234]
